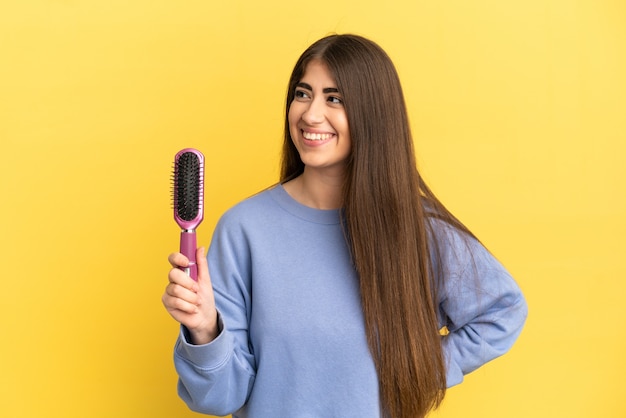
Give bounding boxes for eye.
[294,89,310,100]
[327,95,343,105]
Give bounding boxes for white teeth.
[303,131,333,141]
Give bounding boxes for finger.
[196,247,211,284]
[165,281,199,303]
[162,292,198,315]
[168,252,189,268]
[168,267,199,292]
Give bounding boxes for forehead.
[299,59,337,86]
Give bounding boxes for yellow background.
[1,1,624,417]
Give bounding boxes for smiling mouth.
[302,131,334,141]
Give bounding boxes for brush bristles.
[174,152,201,222]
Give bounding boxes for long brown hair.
[281,34,474,418]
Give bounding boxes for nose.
[301,97,325,125]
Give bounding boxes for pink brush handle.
[180,230,198,280]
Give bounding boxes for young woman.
[163,34,527,418]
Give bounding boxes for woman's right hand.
[162,247,219,345]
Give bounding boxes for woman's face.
[288,60,351,176]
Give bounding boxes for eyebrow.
[296,82,340,94]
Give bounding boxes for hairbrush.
[172,148,205,280]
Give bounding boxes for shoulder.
[426,216,474,253]
[208,187,280,262]
[216,186,281,228]
[211,186,295,247]
[425,215,502,279]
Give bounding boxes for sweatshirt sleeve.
[431,220,528,388]
[173,211,256,416]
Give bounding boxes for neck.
[283,167,344,210]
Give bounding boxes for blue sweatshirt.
[173,185,527,417]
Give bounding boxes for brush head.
[173,148,204,230]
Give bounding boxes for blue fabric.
[173,185,527,417]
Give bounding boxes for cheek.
[287,104,298,132]
[289,104,307,142]
[337,113,350,140]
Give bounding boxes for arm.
[432,221,528,387]
[172,214,257,415]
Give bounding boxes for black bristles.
[174,152,201,221]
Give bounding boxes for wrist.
[188,310,220,345]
